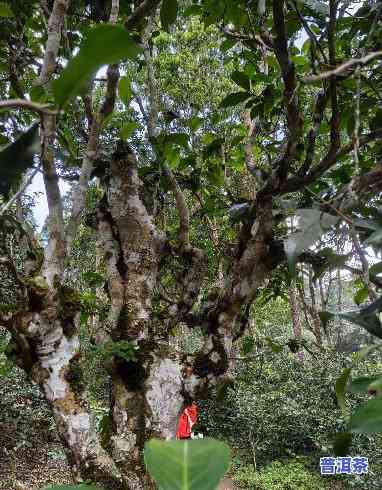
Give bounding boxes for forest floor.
[0,368,72,490]
[0,368,237,490]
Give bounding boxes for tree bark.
[4,284,127,489]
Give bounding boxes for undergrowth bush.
[199,348,382,489]
[233,460,327,489]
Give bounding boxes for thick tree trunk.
[5,286,127,489]
[108,353,184,489]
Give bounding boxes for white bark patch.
[112,433,137,462]
[210,351,221,363]
[61,412,92,457]
[146,358,183,439]
[38,323,79,401]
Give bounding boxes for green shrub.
[233,460,325,489]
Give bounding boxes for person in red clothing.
[176,362,198,439]
[176,401,198,439]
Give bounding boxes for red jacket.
[176,403,198,439]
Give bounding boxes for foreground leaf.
[120,121,139,139]
[0,123,40,198]
[333,432,353,457]
[220,91,251,108]
[320,297,382,339]
[160,0,178,31]
[119,77,132,107]
[336,368,351,416]
[231,71,250,91]
[350,396,382,433]
[0,1,13,17]
[348,376,382,394]
[301,0,329,16]
[53,25,141,106]
[144,438,230,490]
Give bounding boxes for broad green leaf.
[166,133,189,147]
[119,77,132,107]
[333,432,352,457]
[348,376,382,394]
[0,123,40,198]
[120,121,139,139]
[53,25,141,106]
[354,286,369,306]
[241,336,255,355]
[30,85,48,103]
[183,5,202,17]
[301,0,329,17]
[188,116,203,131]
[81,271,104,287]
[144,438,230,490]
[164,145,181,168]
[365,228,382,246]
[221,38,237,52]
[370,108,382,131]
[370,261,382,276]
[0,2,13,17]
[284,209,339,275]
[350,396,382,433]
[160,0,179,31]
[336,368,351,416]
[231,71,250,91]
[321,299,382,339]
[220,91,251,108]
[367,377,382,396]
[265,337,283,353]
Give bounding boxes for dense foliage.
[1,0,382,489]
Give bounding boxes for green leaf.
[333,432,352,457]
[365,227,382,247]
[348,376,382,394]
[370,261,382,276]
[119,77,132,107]
[367,377,382,397]
[160,0,179,31]
[370,108,382,131]
[183,5,202,17]
[350,396,382,433]
[0,123,40,198]
[301,0,329,17]
[220,91,251,108]
[354,286,369,306]
[284,209,339,275]
[144,438,230,490]
[221,38,237,52]
[81,271,104,287]
[321,297,382,339]
[120,121,139,139]
[53,25,141,107]
[265,337,283,353]
[188,116,203,131]
[0,2,14,17]
[231,71,250,91]
[335,368,352,416]
[241,336,255,355]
